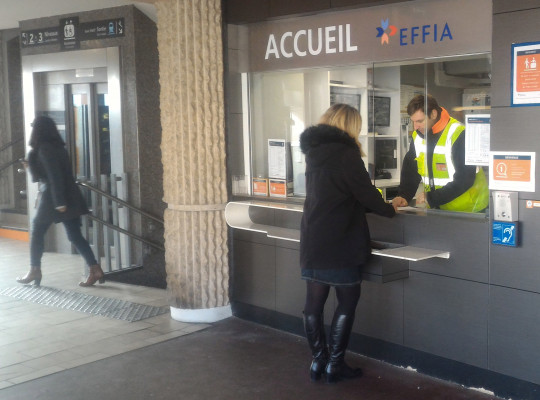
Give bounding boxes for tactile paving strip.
[0,286,169,322]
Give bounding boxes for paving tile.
[20,349,83,370]
[0,380,15,389]
[0,364,36,381]
[7,366,65,385]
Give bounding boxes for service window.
[235,53,490,215]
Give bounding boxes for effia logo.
[376,18,454,47]
[376,19,397,45]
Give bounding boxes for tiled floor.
[0,236,507,399]
[0,236,208,390]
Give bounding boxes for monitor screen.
[369,96,391,127]
[375,139,397,170]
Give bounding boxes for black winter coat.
[29,142,89,225]
[299,124,395,270]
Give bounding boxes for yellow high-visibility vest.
[412,118,488,212]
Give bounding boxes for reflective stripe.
[443,122,462,179]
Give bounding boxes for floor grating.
[0,286,169,322]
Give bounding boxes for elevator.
[21,47,127,265]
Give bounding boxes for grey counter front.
[225,201,450,283]
[225,200,516,393]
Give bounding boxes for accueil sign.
[248,0,491,72]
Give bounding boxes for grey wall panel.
[404,272,488,368]
[226,113,246,177]
[367,213,405,244]
[490,108,540,200]
[275,246,304,317]
[492,7,540,107]
[490,107,539,151]
[269,0,331,18]
[490,200,540,293]
[232,227,276,246]
[489,286,540,385]
[403,214,489,282]
[493,0,540,14]
[275,246,337,323]
[225,0,270,24]
[232,239,276,310]
[354,279,405,345]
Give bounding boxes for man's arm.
[397,139,422,203]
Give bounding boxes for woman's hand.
[392,196,408,208]
[56,206,67,213]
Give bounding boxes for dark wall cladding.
[224,0,412,24]
[226,0,540,397]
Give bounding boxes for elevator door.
[69,83,110,181]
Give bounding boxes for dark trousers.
[30,217,98,268]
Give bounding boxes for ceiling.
[0,0,156,31]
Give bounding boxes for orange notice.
[269,179,287,198]
[252,178,268,196]
[492,156,531,182]
[516,53,540,92]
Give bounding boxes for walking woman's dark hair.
[29,116,65,149]
[27,116,65,182]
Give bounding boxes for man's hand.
[392,196,408,208]
[415,191,426,206]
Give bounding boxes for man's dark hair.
[406,94,442,118]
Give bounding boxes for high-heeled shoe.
[79,264,105,287]
[16,267,42,286]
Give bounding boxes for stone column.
[156,0,230,322]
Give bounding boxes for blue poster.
[492,221,518,247]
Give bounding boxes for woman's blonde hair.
[319,103,363,154]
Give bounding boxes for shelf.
[225,201,302,242]
[372,246,450,261]
[226,201,450,262]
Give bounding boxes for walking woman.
[299,104,397,383]
[16,116,105,287]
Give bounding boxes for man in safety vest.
[392,94,488,213]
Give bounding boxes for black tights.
[304,281,361,317]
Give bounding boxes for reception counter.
[225,198,519,395]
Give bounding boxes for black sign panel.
[60,17,80,50]
[79,18,125,40]
[20,27,59,47]
[20,17,125,50]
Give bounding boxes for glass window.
[239,53,491,214]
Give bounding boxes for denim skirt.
[301,265,363,286]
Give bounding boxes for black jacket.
[299,124,395,270]
[29,142,89,224]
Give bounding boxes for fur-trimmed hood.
[299,124,359,154]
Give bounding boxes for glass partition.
[241,53,491,214]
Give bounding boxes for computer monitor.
[369,95,391,127]
[375,139,397,170]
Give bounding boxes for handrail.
[0,137,24,153]
[84,213,164,251]
[76,180,164,225]
[0,158,23,174]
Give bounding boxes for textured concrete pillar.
[156,0,230,322]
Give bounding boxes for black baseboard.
[231,301,540,400]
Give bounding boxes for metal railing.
[77,176,164,273]
[0,138,24,174]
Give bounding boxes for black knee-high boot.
[325,313,362,383]
[303,313,328,381]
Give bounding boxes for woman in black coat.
[16,116,105,287]
[300,104,397,383]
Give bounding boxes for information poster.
[489,151,535,192]
[512,41,540,106]
[465,114,490,166]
